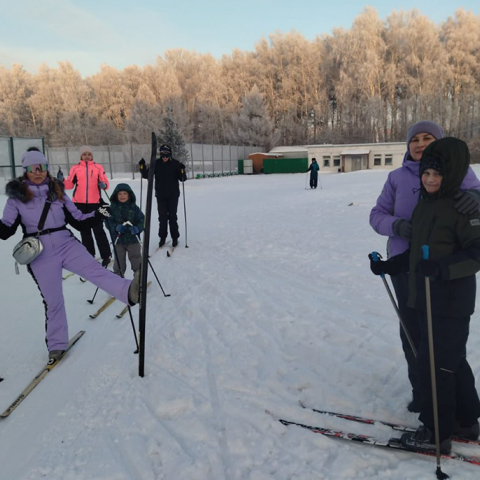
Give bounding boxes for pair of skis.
[268,401,480,467]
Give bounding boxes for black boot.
[401,426,452,454]
[159,237,166,248]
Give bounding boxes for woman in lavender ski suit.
[369,120,480,412]
[0,151,139,361]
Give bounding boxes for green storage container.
[263,158,308,174]
[238,159,244,174]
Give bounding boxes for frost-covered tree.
[126,84,161,143]
[158,107,189,163]
[229,85,278,149]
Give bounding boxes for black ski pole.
[87,212,117,304]
[182,176,189,248]
[87,287,99,305]
[370,251,417,358]
[110,230,139,354]
[135,234,170,297]
[140,171,143,211]
[422,245,449,480]
[139,132,157,377]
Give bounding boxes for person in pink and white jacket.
[62,146,111,266]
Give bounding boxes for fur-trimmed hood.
[5,176,65,203]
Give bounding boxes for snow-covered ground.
[1,169,480,480]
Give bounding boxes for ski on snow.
[166,246,175,257]
[89,297,116,319]
[116,281,152,318]
[266,410,480,467]
[0,331,85,418]
[298,401,480,446]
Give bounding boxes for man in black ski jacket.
[139,144,187,248]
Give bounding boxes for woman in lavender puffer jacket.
[370,120,480,412]
[0,151,139,362]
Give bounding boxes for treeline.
[1,7,480,155]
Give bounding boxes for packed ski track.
[1,169,480,479]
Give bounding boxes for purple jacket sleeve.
[369,173,398,237]
[460,167,480,191]
[1,198,21,227]
[63,195,95,221]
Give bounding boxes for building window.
[323,156,330,167]
[385,155,393,166]
[374,155,382,166]
[333,156,340,167]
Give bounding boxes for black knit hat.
[159,144,172,156]
[419,155,443,177]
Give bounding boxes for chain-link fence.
[0,137,44,183]
[45,143,264,180]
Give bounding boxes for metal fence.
[0,136,44,181]
[45,143,264,180]
[0,139,263,187]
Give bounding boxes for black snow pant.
[76,203,111,261]
[156,195,180,241]
[416,312,480,440]
[391,273,422,401]
[310,173,318,188]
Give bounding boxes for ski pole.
[305,171,309,190]
[135,234,170,297]
[140,173,143,211]
[182,174,189,248]
[110,230,140,354]
[87,235,119,304]
[370,252,417,358]
[87,287,99,305]
[421,245,448,480]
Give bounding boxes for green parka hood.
[420,137,470,198]
[110,183,136,205]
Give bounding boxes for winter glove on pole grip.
[417,259,440,278]
[369,251,385,277]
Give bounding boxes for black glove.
[454,190,480,215]
[57,167,64,182]
[96,205,112,218]
[180,163,187,182]
[417,259,440,278]
[368,253,404,276]
[393,219,412,240]
[139,158,146,170]
[101,257,111,267]
[98,181,107,189]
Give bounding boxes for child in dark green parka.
[106,183,144,276]
[370,137,480,453]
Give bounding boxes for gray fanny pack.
[13,201,51,273]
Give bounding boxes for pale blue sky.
[0,0,478,77]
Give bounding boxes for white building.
[269,142,407,173]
